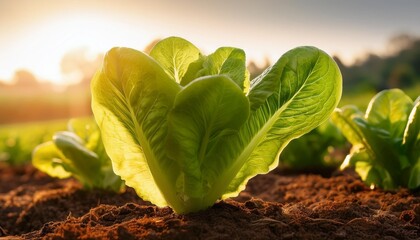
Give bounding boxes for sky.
[1,0,420,85]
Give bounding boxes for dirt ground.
[0,163,419,240]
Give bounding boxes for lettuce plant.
[332,89,420,190]
[32,118,124,192]
[91,37,342,213]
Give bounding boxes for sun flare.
[3,12,151,85]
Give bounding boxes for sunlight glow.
[2,11,151,85]
[1,0,416,86]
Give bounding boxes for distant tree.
[248,58,271,80]
[382,35,420,88]
[60,47,103,86]
[388,63,416,88]
[337,33,420,93]
[386,34,416,55]
[13,69,39,88]
[332,56,353,89]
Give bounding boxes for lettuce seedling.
[32,118,125,192]
[91,37,342,213]
[332,89,420,190]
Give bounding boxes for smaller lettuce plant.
[332,89,420,190]
[32,118,124,192]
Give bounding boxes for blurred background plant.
[278,120,348,173]
[0,120,66,165]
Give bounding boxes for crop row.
[0,37,418,214]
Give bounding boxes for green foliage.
[332,89,420,190]
[279,120,347,171]
[91,37,342,213]
[337,35,420,94]
[32,118,124,192]
[0,120,67,165]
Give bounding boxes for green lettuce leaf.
[331,106,365,146]
[92,46,183,209]
[365,89,413,139]
[32,141,72,179]
[218,46,342,198]
[166,75,249,211]
[150,36,201,84]
[197,47,249,91]
[403,97,420,163]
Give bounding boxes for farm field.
[1,164,419,239]
[1,2,420,238]
[0,38,419,239]
[1,84,417,167]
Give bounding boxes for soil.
[0,163,419,240]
